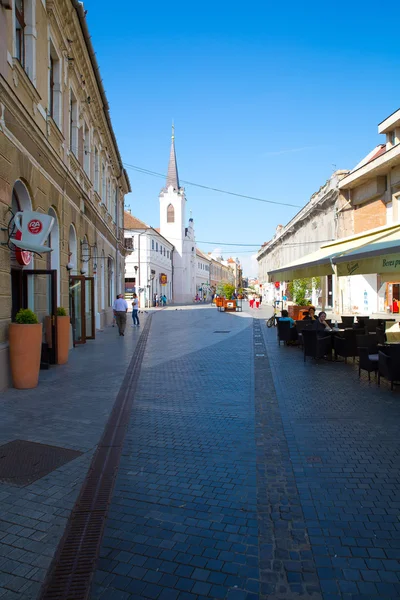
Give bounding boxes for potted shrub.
[9,308,42,389]
[56,307,70,365]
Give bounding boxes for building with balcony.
[0,0,130,389]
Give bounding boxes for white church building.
[125,129,197,304]
[158,129,196,303]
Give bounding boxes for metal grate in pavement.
[39,316,152,600]
[213,330,231,333]
[0,440,82,486]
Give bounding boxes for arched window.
[167,204,174,223]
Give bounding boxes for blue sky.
[83,0,399,276]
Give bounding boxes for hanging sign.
[14,229,32,266]
[10,210,54,254]
[160,273,168,285]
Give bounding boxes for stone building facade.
[0,0,130,389]
[257,171,348,309]
[338,109,400,314]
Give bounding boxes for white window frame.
[69,88,78,156]
[83,122,90,177]
[14,0,37,86]
[48,37,62,128]
[94,147,99,192]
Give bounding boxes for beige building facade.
[0,0,130,389]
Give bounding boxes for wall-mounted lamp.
[66,262,74,271]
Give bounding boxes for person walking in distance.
[131,293,140,327]
[112,294,128,336]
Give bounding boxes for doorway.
[21,270,57,365]
[69,276,95,345]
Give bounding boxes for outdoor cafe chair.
[376,327,386,346]
[356,335,378,380]
[333,329,358,363]
[302,330,332,362]
[341,316,354,328]
[295,320,312,348]
[366,319,381,333]
[378,348,400,391]
[277,320,291,345]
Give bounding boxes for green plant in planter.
[287,278,311,306]
[15,308,39,324]
[57,307,67,316]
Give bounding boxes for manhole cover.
[0,440,83,486]
[213,331,231,334]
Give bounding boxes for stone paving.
[263,321,400,600]
[1,303,400,599]
[0,319,146,599]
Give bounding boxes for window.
[107,178,111,211]
[94,147,99,192]
[164,248,166,256]
[167,203,174,223]
[15,0,25,66]
[125,237,133,250]
[101,162,106,202]
[69,89,78,155]
[156,242,158,252]
[160,245,163,254]
[49,41,61,128]
[152,239,154,250]
[391,131,396,146]
[83,123,90,176]
[167,251,170,259]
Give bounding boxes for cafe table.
[385,322,400,343]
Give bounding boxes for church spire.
[166,122,180,190]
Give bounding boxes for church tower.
[159,127,195,303]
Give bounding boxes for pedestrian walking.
[249,294,254,309]
[112,294,128,336]
[155,293,159,307]
[131,293,140,327]
[255,296,260,309]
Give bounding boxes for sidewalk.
[0,318,146,599]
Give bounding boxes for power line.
[122,162,304,209]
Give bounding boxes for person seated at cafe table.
[279,309,298,342]
[312,311,332,336]
[303,306,317,321]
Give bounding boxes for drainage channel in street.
[39,316,152,600]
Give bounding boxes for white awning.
[268,224,400,282]
[334,226,400,277]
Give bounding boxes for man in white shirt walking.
[112,294,128,336]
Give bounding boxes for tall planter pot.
[9,323,42,389]
[56,316,70,365]
[288,305,310,321]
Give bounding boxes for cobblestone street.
[1,305,400,599]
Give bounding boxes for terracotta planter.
[9,323,42,389]
[288,305,310,320]
[56,316,70,365]
[215,298,224,307]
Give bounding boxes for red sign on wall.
[274,282,280,289]
[14,230,32,266]
[27,219,43,235]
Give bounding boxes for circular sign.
[274,281,280,289]
[27,219,43,235]
[14,230,32,266]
